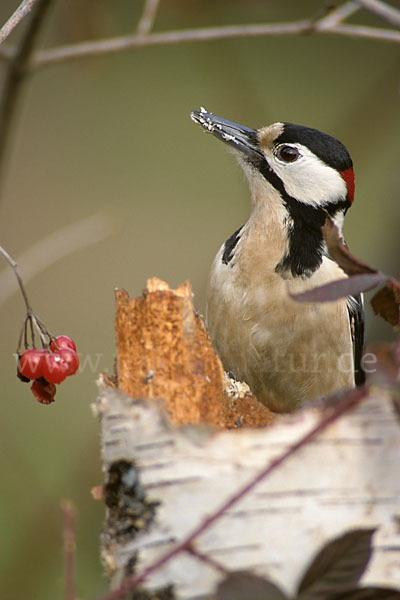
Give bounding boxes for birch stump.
[94,278,400,599]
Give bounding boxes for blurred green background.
[0,1,399,598]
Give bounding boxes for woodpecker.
[191,108,365,413]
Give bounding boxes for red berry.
[58,348,79,376]
[18,349,46,380]
[31,379,56,405]
[50,335,77,352]
[42,352,69,384]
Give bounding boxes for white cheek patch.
[267,144,347,207]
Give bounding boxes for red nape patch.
[340,167,355,204]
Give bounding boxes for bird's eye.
[276,145,300,163]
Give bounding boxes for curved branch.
[0,2,359,64]
[27,18,399,70]
[31,20,313,68]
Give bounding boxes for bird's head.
[191,108,355,277]
[191,108,354,216]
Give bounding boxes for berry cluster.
[18,335,79,404]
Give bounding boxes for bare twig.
[0,213,114,307]
[0,243,62,351]
[355,0,400,29]
[0,3,398,70]
[0,1,398,69]
[185,544,229,575]
[327,22,400,40]
[96,386,369,600]
[30,20,313,68]
[0,244,33,313]
[26,18,399,69]
[61,500,77,600]
[0,0,38,44]
[0,0,54,192]
[136,0,161,36]
[313,1,360,29]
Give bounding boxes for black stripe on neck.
[222,225,244,265]
[254,158,348,277]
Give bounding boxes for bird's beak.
[190,109,262,163]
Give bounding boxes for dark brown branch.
[0,0,38,44]
[0,0,54,191]
[355,0,400,29]
[96,386,369,600]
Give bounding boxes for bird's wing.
[347,294,365,386]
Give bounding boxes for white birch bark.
[94,382,400,598]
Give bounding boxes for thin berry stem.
[0,244,33,313]
[32,314,50,347]
[0,244,51,351]
[28,314,36,347]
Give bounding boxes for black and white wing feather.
[347,294,365,386]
